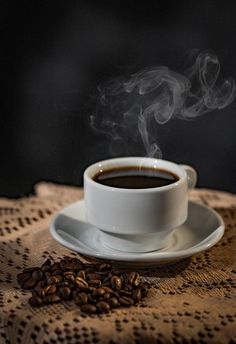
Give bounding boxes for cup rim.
[84,156,187,193]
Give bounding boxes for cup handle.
[180,165,197,189]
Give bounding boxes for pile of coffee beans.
[17,257,149,314]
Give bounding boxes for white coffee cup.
[84,157,197,253]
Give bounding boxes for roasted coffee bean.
[41,259,51,272]
[63,271,75,282]
[59,280,70,288]
[80,304,97,314]
[123,285,133,292]
[87,273,102,281]
[51,262,61,272]
[119,296,134,307]
[97,271,110,276]
[99,263,111,271]
[111,276,122,290]
[126,272,140,287]
[75,292,88,305]
[32,269,43,282]
[44,285,57,295]
[96,301,110,313]
[111,269,126,276]
[35,280,46,290]
[71,289,78,299]
[93,288,106,298]
[88,279,102,287]
[102,286,113,293]
[60,257,83,271]
[75,277,88,288]
[29,295,42,307]
[103,276,111,284]
[103,293,110,301]
[22,277,36,290]
[47,275,63,284]
[44,271,51,278]
[140,282,149,297]
[51,269,63,276]
[59,287,71,300]
[84,266,98,273]
[34,282,45,298]
[132,288,142,303]
[77,270,86,280]
[17,271,31,284]
[44,294,60,304]
[109,297,119,308]
[88,294,95,304]
[118,290,132,297]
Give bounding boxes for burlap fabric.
[0,182,236,344]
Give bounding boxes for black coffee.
[93,166,179,189]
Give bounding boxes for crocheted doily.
[0,182,235,344]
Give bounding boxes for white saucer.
[50,200,224,267]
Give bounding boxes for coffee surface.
[93,166,179,189]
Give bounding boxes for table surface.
[0,182,236,344]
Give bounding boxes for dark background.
[0,0,236,197]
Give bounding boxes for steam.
[91,51,236,158]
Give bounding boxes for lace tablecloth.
[0,182,236,344]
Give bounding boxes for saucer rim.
[50,200,225,262]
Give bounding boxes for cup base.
[99,229,173,253]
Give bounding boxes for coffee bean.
[60,257,83,271]
[84,266,98,273]
[103,293,110,301]
[23,277,36,290]
[119,296,134,307]
[41,259,51,272]
[88,294,95,304]
[75,277,88,288]
[59,287,71,300]
[88,279,102,287]
[96,301,110,313]
[124,285,133,292]
[51,269,63,276]
[103,276,111,284]
[111,276,122,290]
[80,304,97,314]
[32,269,43,282]
[132,288,142,303]
[51,262,61,271]
[34,283,45,298]
[63,271,75,282]
[47,275,63,284]
[77,270,86,280]
[93,288,106,298]
[44,294,60,304]
[75,292,88,305]
[111,269,126,276]
[126,272,140,287]
[17,271,31,284]
[140,282,150,297]
[118,290,132,297]
[102,287,113,293]
[29,295,42,307]
[87,273,102,281]
[44,285,57,295]
[109,297,119,308]
[99,263,111,271]
[44,271,50,279]
[59,280,70,288]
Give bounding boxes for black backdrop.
[1,0,236,197]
